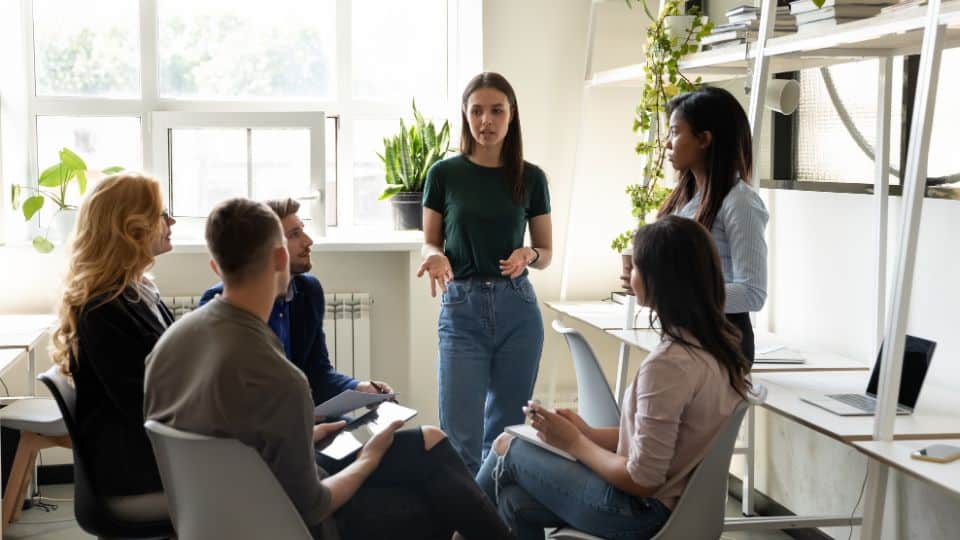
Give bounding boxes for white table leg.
[742,404,756,516]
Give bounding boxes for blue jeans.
[438,275,544,474]
[476,440,671,540]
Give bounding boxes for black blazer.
[72,289,173,496]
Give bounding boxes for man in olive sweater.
[144,198,513,540]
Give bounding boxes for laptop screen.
[865,335,937,409]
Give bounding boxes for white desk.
[854,439,960,496]
[544,301,653,330]
[753,372,960,442]
[0,349,28,380]
[0,314,57,396]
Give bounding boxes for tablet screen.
[316,402,417,460]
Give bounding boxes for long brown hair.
[460,72,525,203]
[633,216,751,397]
[50,173,164,376]
[657,86,752,230]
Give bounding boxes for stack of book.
[701,3,797,51]
[790,0,895,32]
[880,0,928,14]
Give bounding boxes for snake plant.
[378,100,451,200]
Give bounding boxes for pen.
[370,381,398,403]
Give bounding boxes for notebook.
[504,424,576,461]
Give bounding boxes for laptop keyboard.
[828,394,909,413]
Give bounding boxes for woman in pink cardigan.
[477,215,752,540]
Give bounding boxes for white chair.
[144,420,313,540]
[551,320,620,427]
[549,399,751,540]
[0,398,70,525]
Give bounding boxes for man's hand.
[356,420,404,467]
[312,420,347,443]
[356,380,394,395]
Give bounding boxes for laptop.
[800,335,936,416]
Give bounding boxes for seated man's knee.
[421,425,447,450]
[492,432,515,456]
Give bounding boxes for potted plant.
[378,100,451,231]
[10,147,123,252]
[613,0,710,292]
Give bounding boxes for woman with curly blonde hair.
[50,172,176,497]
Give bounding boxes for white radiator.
[161,292,373,379]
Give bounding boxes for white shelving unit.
[563,0,957,537]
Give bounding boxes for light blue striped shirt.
[676,181,768,314]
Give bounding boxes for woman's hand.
[525,401,584,453]
[312,420,347,443]
[417,253,454,297]
[499,248,534,279]
[555,408,593,436]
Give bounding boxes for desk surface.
[544,301,653,330]
[753,372,960,442]
[0,314,57,349]
[854,439,960,496]
[0,348,28,378]
[606,329,871,373]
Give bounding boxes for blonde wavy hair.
[50,173,164,376]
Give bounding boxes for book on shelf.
[795,4,885,24]
[790,0,895,14]
[712,20,798,32]
[702,39,748,50]
[797,16,863,30]
[701,29,791,45]
[880,0,929,14]
[728,7,793,23]
[725,4,761,17]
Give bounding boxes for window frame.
[16,0,460,241]
[151,111,326,235]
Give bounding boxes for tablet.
[316,401,417,460]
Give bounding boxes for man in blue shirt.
[199,198,393,405]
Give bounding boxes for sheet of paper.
[313,389,395,419]
[505,424,576,461]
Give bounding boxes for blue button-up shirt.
[267,279,297,360]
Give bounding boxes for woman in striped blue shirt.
[658,86,768,363]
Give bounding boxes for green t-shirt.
[423,154,551,279]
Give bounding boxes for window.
[16,0,456,239]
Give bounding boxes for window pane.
[33,0,140,97]
[158,0,336,100]
[251,129,311,202]
[928,49,960,196]
[326,117,338,227]
[352,0,446,105]
[170,129,247,218]
[796,59,903,184]
[352,118,396,226]
[36,116,142,208]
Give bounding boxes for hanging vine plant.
[611,0,712,252]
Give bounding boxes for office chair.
[551,320,621,427]
[549,399,751,540]
[145,420,313,540]
[38,366,174,539]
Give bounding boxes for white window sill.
[1,228,424,254]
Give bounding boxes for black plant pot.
[391,191,423,230]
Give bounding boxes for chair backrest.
[145,420,313,540]
[551,320,621,427]
[38,365,173,537]
[651,400,750,540]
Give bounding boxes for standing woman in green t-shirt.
[418,72,553,474]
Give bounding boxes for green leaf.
[38,163,66,187]
[378,186,404,200]
[11,184,21,210]
[60,147,87,171]
[22,195,44,221]
[812,0,826,6]
[101,166,124,174]
[32,236,55,253]
[77,169,88,194]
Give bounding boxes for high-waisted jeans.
[437,275,544,474]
